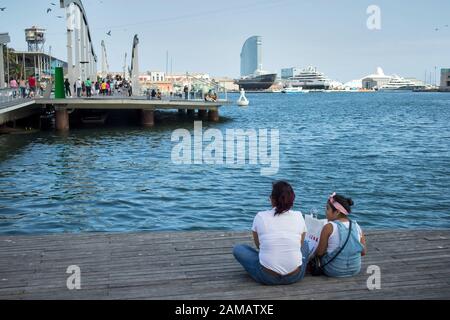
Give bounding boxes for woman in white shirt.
[233,181,309,285]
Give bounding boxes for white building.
[440,68,450,91]
[139,71,166,82]
[362,67,392,89]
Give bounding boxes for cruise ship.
[285,66,332,90]
[378,76,424,91]
[236,36,277,91]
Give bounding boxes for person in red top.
[28,75,37,97]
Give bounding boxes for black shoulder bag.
[311,220,352,276]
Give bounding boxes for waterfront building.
[211,77,239,92]
[440,68,450,91]
[139,71,172,93]
[10,50,67,81]
[240,36,262,77]
[361,67,392,89]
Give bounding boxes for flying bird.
[106,30,112,36]
[51,2,56,5]
[47,8,52,13]
[0,7,6,11]
[57,16,63,19]
[435,28,439,31]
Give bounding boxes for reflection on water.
[0,92,450,234]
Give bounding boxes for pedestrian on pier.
[28,75,36,98]
[19,79,26,98]
[81,81,86,97]
[76,78,82,97]
[9,78,18,98]
[85,78,92,97]
[95,81,100,95]
[64,79,71,98]
[184,85,189,100]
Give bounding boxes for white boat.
[378,76,422,91]
[285,66,332,90]
[282,87,309,94]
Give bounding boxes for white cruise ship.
[378,76,423,91]
[285,66,332,90]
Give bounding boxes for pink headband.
[328,192,349,215]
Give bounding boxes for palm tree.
[2,47,23,81]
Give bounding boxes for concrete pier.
[198,109,208,120]
[208,109,220,122]
[55,108,70,131]
[1,97,230,131]
[141,109,155,127]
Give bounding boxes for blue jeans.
[233,241,310,285]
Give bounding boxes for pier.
[0,96,229,131]
[0,230,448,300]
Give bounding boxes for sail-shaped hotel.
[235,36,277,90]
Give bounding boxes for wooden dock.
[0,230,449,300]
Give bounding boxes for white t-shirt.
[327,221,363,254]
[252,208,307,276]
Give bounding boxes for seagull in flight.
[0,7,6,11]
[51,2,56,5]
[57,16,63,19]
[47,8,52,13]
[106,30,112,36]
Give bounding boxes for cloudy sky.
[1,0,449,82]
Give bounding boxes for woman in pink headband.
[312,193,367,277]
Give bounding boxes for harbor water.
[0,92,449,234]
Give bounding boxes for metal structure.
[60,0,97,85]
[130,35,140,96]
[101,40,109,78]
[25,27,46,52]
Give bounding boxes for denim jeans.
[233,241,310,285]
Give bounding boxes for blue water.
[0,92,449,234]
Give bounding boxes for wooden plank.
[0,230,449,299]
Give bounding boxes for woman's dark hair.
[328,194,354,214]
[271,181,295,215]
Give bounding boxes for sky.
[1,0,450,83]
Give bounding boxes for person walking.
[19,79,27,98]
[101,81,107,96]
[64,79,72,98]
[9,78,18,98]
[75,78,82,97]
[184,85,189,100]
[28,75,37,98]
[85,78,92,97]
